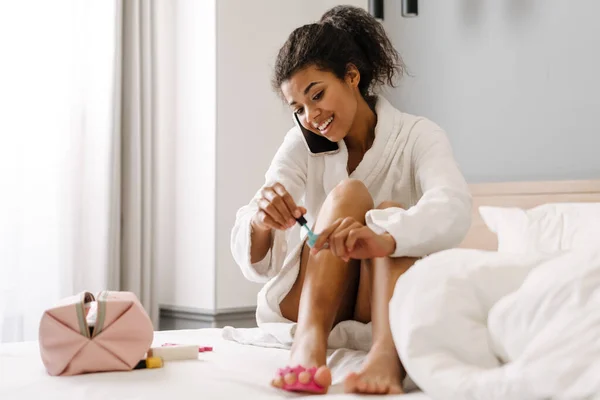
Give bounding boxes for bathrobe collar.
[310,96,407,193]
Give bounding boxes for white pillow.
[479,202,600,254]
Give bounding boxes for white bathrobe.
[226,96,472,351]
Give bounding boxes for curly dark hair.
[272,5,405,102]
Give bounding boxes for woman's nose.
[306,107,320,127]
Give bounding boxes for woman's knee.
[328,179,374,211]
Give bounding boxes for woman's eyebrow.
[289,81,323,106]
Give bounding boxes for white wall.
[156,0,369,312]
[215,0,368,310]
[156,0,216,311]
[383,0,600,183]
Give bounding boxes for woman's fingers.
[273,183,303,219]
[332,222,363,260]
[330,220,350,257]
[331,228,350,259]
[261,187,296,228]
[262,187,293,225]
[255,210,285,230]
[346,226,372,253]
[319,218,359,258]
[330,226,346,258]
[255,183,304,231]
[257,198,286,228]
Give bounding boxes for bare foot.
[271,330,332,393]
[344,342,404,395]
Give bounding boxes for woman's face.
[281,65,360,143]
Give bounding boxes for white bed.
[2,179,599,400]
[391,179,600,399]
[0,328,427,399]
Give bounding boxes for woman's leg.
[271,179,374,392]
[345,201,418,395]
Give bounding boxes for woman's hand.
[311,217,396,261]
[251,182,306,232]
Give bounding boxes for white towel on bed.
[222,320,374,352]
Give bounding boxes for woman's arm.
[249,221,274,264]
[365,128,472,258]
[230,128,308,282]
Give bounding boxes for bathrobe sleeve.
[230,128,308,283]
[365,128,472,258]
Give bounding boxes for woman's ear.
[345,63,360,88]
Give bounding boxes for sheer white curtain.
[115,0,160,329]
[0,0,160,343]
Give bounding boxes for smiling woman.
[282,67,368,144]
[229,5,473,396]
[272,5,401,155]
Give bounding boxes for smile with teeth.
[314,116,334,131]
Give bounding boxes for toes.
[371,378,383,394]
[313,366,332,389]
[389,383,404,394]
[343,372,360,393]
[298,371,311,384]
[284,372,297,385]
[366,379,379,394]
[345,374,403,394]
[357,378,369,393]
[271,376,283,388]
[274,366,331,393]
[345,373,370,394]
[376,379,389,394]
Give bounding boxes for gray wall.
[384,0,600,183]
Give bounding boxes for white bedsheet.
[390,248,600,400]
[1,328,427,400]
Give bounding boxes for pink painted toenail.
[298,371,311,384]
[284,373,297,385]
[274,365,326,394]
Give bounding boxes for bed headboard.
[458,179,600,251]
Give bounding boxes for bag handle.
[75,291,95,338]
[90,290,109,337]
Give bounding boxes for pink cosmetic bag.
[38,290,154,376]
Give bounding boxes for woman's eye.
[295,107,304,115]
[313,91,323,101]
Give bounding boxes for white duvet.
[390,248,600,400]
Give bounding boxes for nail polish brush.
[295,216,319,247]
